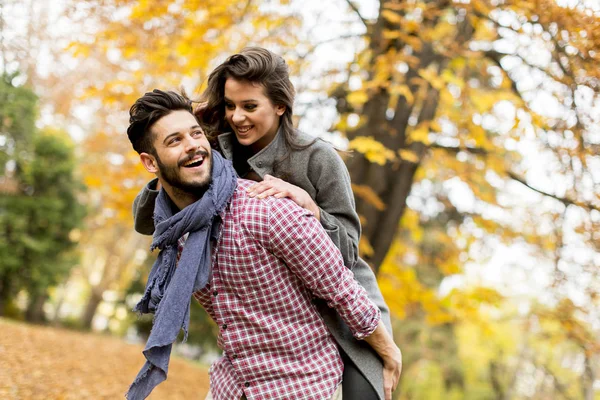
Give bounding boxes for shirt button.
[232,354,238,359]
[257,161,263,167]
[222,324,227,330]
[213,290,218,296]
[244,382,250,388]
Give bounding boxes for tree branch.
[429,143,489,155]
[345,0,369,30]
[295,33,365,60]
[430,144,600,212]
[507,171,600,212]
[535,361,575,400]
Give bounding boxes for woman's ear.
[276,105,285,116]
[140,152,158,174]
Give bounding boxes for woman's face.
[224,78,285,152]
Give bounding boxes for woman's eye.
[225,103,235,110]
[245,104,257,111]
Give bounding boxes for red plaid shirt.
[188,179,380,400]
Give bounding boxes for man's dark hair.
[127,89,194,154]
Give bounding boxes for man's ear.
[140,152,158,174]
[276,105,286,116]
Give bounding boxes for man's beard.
[155,150,213,196]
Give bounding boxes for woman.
[133,47,394,400]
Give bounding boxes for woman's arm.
[133,178,159,235]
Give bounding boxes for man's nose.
[183,136,200,152]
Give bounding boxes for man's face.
[142,110,213,196]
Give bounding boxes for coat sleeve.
[307,143,361,269]
[132,178,159,235]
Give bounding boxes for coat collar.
[216,127,287,178]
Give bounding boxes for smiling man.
[138,109,213,208]
[125,89,401,400]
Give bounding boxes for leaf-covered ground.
[0,318,210,399]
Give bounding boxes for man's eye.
[192,130,204,137]
[169,138,181,145]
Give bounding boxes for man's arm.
[264,197,380,339]
[261,197,402,398]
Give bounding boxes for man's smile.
[180,152,207,169]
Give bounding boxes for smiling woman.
[223,78,285,152]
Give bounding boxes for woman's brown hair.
[200,47,310,158]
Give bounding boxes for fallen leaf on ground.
[0,318,210,399]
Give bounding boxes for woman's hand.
[247,174,321,220]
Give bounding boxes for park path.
[0,318,210,399]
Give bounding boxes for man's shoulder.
[235,178,254,191]
[231,179,310,221]
[230,179,271,220]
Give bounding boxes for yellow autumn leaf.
[348,136,397,165]
[383,30,402,40]
[427,21,456,42]
[381,9,403,25]
[430,120,442,132]
[418,68,446,91]
[398,149,420,163]
[472,91,499,113]
[390,84,415,105]
[441,69,465,89]
[84,176,103,188]
[352,184,387,211]
[530,112,548,129]
[408,122,431,145]
[359,236,375,258]
[346,90,369,106]
[472,0,492,15]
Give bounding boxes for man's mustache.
[178,150,209,167]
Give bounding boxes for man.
[125,89,402,400]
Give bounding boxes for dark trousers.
[341,349,379,399]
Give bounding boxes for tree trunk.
[342,1,475,273]
[81,289,103,329]
[0,295,6,317]
[348,153,423,272]
[25,292,48,323]
[51,284,66,325]
[0,276,13,316]
[582,353,594,400]
[489,361,506,400]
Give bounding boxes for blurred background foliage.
[0,0,598,399]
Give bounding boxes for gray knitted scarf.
[126,152,237,399]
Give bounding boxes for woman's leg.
[341,349,379,400]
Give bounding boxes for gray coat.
[133,130,392,400]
